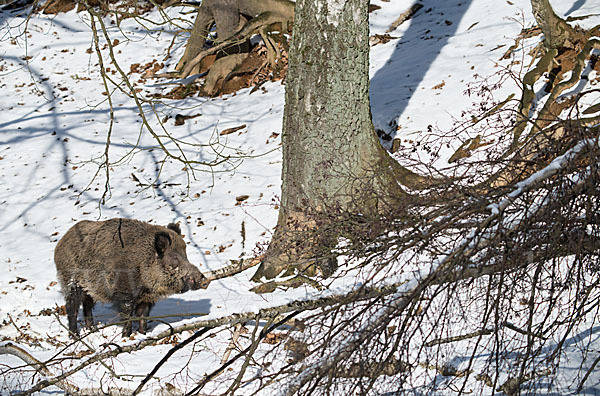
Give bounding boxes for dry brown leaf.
[432,80,446,90]
[220,124,247,136]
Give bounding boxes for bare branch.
[202,255,263,281]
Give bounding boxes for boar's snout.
[198,275,210,289]
[182,273,210,292]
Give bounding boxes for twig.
[7,314,26,338]
[223,318,267,395]
[0,342,80,395]
[203,255,263,281]
[131,328,211,396]
[185,312,299,396]
[386,3,423,33]
[220,323,244,364]
[424,328,494,347]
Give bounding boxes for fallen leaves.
[432,80,446,90]
[129,59,164,78]
[174,113,202,126]
[262,332,286,344]
[220,124,247,136]
[266,132,280,144]
[448,135,493,163]
[38,305,66,316]
[9,277,27,284]
[235,195,249,205]
[369,34,398,46]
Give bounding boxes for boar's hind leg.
[135,302,154,334]
[65,282,84,335]
[82,293,95,329]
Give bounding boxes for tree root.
[512,47,558,146]
[484,29,600,190]
[179,11,290,80]
[201,53,248,96]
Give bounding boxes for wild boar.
[54,218,210,336]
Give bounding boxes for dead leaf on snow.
[65,349,94,358]
[220,124,247,136]
[368,4,381,12]
[369,34,398,46]
[448,135,493,163]
[9,277,27,284]
[235,195,250,206]
[432,80,446,90]
[263,332,287,344]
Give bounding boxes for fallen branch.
[386,3,423,33]
[276,137,600,396]
[185,313,299,396]
[0,342,76,394]
[131,328,211,396]
[203,255,263,281]
[221,323,244,364]
[13,139,599,395]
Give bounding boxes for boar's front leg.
[65,281,84,336]
[135,302,154,334]
[82,293,95,329]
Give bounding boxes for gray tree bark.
[253,0,421,280]
[530,0,580,49]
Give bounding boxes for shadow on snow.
[370,0,473,139]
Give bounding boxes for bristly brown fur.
[54,218,210,336]
[167,222,182,235]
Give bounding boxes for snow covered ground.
[1,0,599,394]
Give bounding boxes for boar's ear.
[167,223,181,235]
[154,232,172,257]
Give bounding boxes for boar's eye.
[154,231,172,257]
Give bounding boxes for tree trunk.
[252,0,416,280]
[176,6,214,73]
[530,0,580,49]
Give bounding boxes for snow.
[1,0,600,394]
